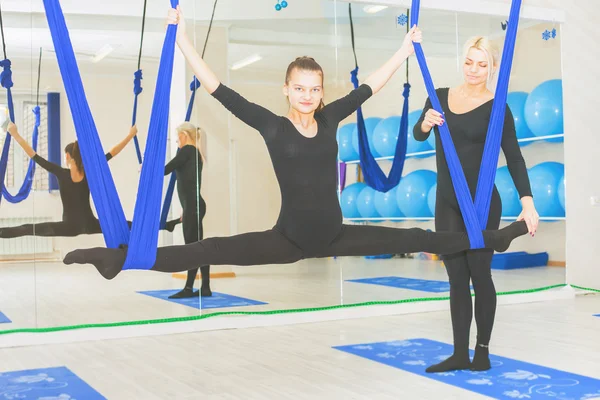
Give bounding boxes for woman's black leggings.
[181,212,209,290]
[435,191,502,354]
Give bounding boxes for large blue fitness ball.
[337,122,358,162]
[341,182,367,218]
[507,91,535,147]
[357,185,382,221]
[495,166,521,217]
[528,162,565,217]
[396,170,437,218]
[374,185,403,218]
[524,79,564,142]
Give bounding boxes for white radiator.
[0,217,54,257]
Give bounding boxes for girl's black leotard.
[0,153,112,237]
[1,153,179,238]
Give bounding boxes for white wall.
[561,0,600,289]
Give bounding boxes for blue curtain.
[410,0,522,248]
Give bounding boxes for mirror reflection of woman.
[163,122,211,298]
[0,123,180,238]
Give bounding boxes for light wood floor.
[0,294,597,399]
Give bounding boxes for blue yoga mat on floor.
[333,338,600,399]
[0,310,11,324]
[0,366,105,399]
[137,290,268,310]
[346,277,472,293]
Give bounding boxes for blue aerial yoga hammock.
[410,0,522,248]
[1,106,41,203]
[0,13,43,204]
[348,4,409,193]
[42,0,179,270]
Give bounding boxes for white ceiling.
[0,0,546,75]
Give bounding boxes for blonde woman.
[164,122,210,298]
[414,37,539,372]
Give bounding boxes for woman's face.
[283,68,324,114]
[463,47,492,87]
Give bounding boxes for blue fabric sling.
[410,0,522,248]
[1,106,41,203]
[42,0,179,269]
[348,4,409,193]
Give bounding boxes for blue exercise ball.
[374,186,403,218]
[507,92,535,147]
[341,182,367,218]
[352,117,383,158]
[524,79,563,142]
[558,174,565,212]
[495,166,521,217]
[337,123,358,162]
[528,162,565,217]
[396,170,437,218]
[357,185,381,221]
[427,184,437,216]
[407,110,434,157]
[372,116,401,158]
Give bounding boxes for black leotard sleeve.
[164,145,194,175]
[211,83,280,139]
[33,154,69,178]
[413,94,435,142]
[320,84,373,126]
[33,152,114,179]
[500,107,532,198]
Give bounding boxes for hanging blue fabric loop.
[1,106,41,203]
[0,58,15,204]
[1,59,40,205]
[131,68,143,163]
[410,0,522,248]
[351,67,409,193]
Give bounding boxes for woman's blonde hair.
[462,36,499,84]
[176,122,207,164]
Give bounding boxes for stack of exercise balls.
[338,79,565,220]
[341,170,438,220]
